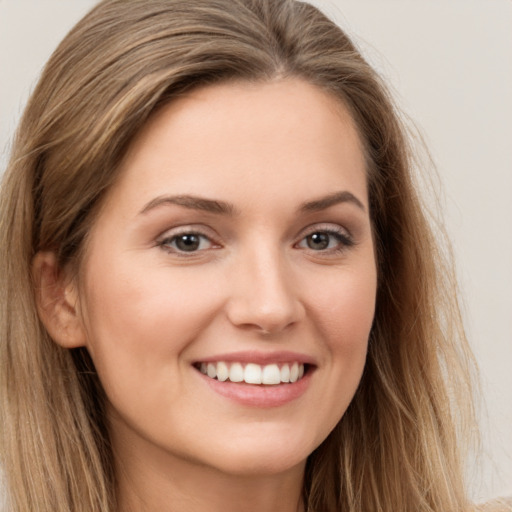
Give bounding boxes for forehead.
[104,78,368,217]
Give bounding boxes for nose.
[225,246,305,335]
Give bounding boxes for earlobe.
[32,251,87,348]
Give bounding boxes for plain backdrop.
[1,0,511,503]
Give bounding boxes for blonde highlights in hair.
[0,0,477,510]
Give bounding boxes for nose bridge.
[226,239,303,333]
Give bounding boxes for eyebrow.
[139,194,238,216]
[299,191,366,213]
[139,190,365,217]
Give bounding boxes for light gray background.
[1,0,511,503]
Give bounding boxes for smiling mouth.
[194,361,307,385]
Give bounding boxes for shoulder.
[473,497,512,512]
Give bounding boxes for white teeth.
[217,361,229,382]
[262,364,281,385]
[290,362,299,383]
[229,362,244,382]
[244,363,262,384]
[280,364,290,382]
[198,361,306,385]
[207,363,216,379]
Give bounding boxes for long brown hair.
[0,0,477,510]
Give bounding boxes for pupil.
[308,232,329,250]
[176,234,200,251]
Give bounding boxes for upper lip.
[193,350,317,366]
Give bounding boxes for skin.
[36,79,377,511]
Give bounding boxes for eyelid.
[299,222,353,239]
[154,222,355,255]
[156,225,221,253]
[295,223,355,252]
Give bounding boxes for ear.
[32,251,87,348]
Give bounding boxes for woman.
[0,0,495,510]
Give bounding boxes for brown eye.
[306,232,330,250]
[297,228,354,253]
[160,232,213,253]
[175,234,201,251]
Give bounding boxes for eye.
[297,228,354,252]
[159,232,214,253]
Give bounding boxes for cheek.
[311,265,376,349]
[77,257,223,399]
[83,257,216,338]
[304,262,376,417]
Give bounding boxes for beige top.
[476,497,512,512]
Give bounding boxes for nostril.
[224,266,305,334]
[226,301,303,335]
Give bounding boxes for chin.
[195,430,318,477]
[208,451,307,477]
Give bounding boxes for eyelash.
[157,229,218,255]
[157,225,355,256]
[296,226,355,254]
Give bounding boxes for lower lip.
[197,369,312,408]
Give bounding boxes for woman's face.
[75,79,377,477]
